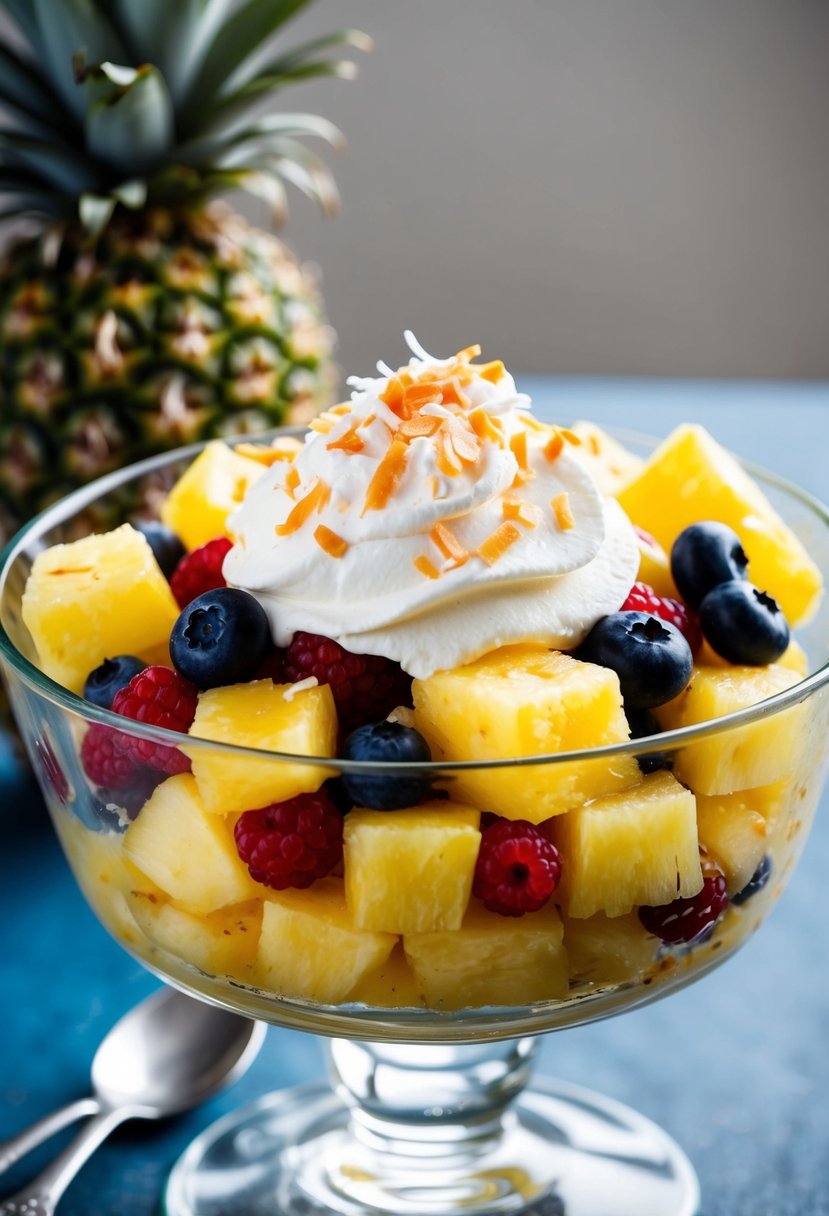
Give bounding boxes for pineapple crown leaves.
[0,0,371,232]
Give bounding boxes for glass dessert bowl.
[2,341,829,1216]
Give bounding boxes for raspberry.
[283,632,412,734]
[111,665,198,775]
[234,791,343,890]
[170,537,232,609]
[81,723,139,789]
[639,871,729,944]
[621,582,702,654]
[473,819,562,917]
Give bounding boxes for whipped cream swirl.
[225,334,638,678]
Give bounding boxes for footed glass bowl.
[2,429,829,1216]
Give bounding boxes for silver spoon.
[0,986,266,1216]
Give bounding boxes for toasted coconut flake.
[478,359,505,383]
[503,497,542,528]
[468,407,505,445]
[398,414,442,440]
[414,555,441,579]
[309,412,338,434]
[509,430,529,471]
[430,522,468,566]
[552,491,575,530]
[327,422,365,454]
[455,343,482,362]
[275,478,330,535]
[235,440,299,466]
[477,521,522,565]
[544,431,564,463]
[559,428,582,446]
[284,464,301,499]
[283,676,319,701]
[403,382,442,412]
[362,438,409,514]
[314,524,349,558]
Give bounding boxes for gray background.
[252,0,829,380]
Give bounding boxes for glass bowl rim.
[2,424,829,776]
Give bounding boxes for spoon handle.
[0,1107,128,1216]
[0,1098,100,1177]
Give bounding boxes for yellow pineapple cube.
[617,424,822,624]
[551,771,702,918]
[57,817,147,947]
[570,421,643,495]
[654,664,806,795]
[123,774,258,912]
[127,893,262,981]
[563,913,657,986]
[344,802,480,934]
[187,680,337,815]
[348,944,425,1008]
[412,646,640,822]
[696,792,769,895]
[255,878,396,1004]
[404,901,568,1009]
[161,440,265,551]
[22,524,179,691]
[699,638,808,678]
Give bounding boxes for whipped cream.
[225,334,638,678]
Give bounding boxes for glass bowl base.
[163,1076,700,1216]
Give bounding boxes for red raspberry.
[170,537,232,609]
[81,724,139,789]
[234,791,343,890]
[283,632,412,734]
[622,582,702,654]
[639,872,729,944]
[473,819,562,917]
[111,665,198,775]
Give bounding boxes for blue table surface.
[2,379,829,1216]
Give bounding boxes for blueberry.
[342,722,432,811]
[731,854,772,905]
[671,522,749,610]
[580,612,693,709]
[83,655,146,709]
[699,580,790,666]
[133,519,186,580]
[625,707,674,774]
[170,588,271,689]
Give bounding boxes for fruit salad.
[16,336,826,1015]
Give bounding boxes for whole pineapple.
[0,0,369,542]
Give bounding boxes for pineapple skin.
[0,204,335,544]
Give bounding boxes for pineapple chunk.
[570,421,643,495]
[696,792,770,894]
[127,893,262,981]
[344,802,481,934]
[634,527,678,598]
[57,818,146,947]
[412,646,639,822]
[563,913,657,986]
[123,773,258,912]
[348,944,425,1008]
[617,424,822,624]
[654,664,806,795]
[551,771,702,918]
[255,878,396,1004]
[404,901,568,1009]
[161,440,265,551]
[699,638,808,678]
[22,524,179,692]
[187,680,337,815]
